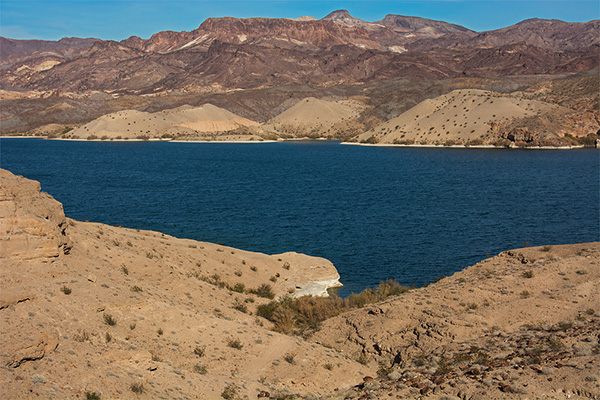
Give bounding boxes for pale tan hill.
[0,169,370,399]
[355,89,564,145]
[68,104,262,140]
[261,97,364,138]
[156,103,260,132]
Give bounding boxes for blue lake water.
[1,138,599,295]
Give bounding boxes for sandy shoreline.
[340,141,588,150]
[1,135,593,149]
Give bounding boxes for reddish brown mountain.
[0,36,99,60]
[0,14,597,95]
[376,13,472,35]
[409,18,600,51]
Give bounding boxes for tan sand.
[262,97,363,137]
[355,89,563,145]
[69,104,261,140]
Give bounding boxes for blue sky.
[1,0,598,41]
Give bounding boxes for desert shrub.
[355,352,369,365]
[227,337,243,349]
[194,363,208,374]
[376,363,393,377]
[130,383,144,394]
[103,313,116,326]
[85,392,101,400]
[257,280,409,336]
[231,283,245,293]
[194,346,205,357]
[523,270,534,279]
[73,330,90,342]
[232,298,247,313]
[61,286,72,295]
[221,383,239,400]
[250,284,275,299]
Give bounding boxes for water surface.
[2,139,598,295]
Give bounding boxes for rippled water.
[2,139,598,295]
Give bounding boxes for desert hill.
[261,97,364,138]
[354,88,598,146]
[69,103,262,141]
[0,169,369,399]
[313,243,600,399]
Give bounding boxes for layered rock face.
[0,169,71,259]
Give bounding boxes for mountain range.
[1,10,598,93]
[0,10,598,145]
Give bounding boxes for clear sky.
[1,0,598,41]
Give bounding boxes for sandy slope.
[314,243,600,399]
[0,169,368,399]
[69,104,261,140]
[261,97,364,138]
[355,89,564,145]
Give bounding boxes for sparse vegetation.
[61,286,72,295]
[103,313,116,326]
[194,346,205,357]
[130,382,144,394]
[249,283,275,299]
[231,283,245,293]
[257,279,409,335]
[194,363,208,374]
[157,328,163,335]
[85,391,101,400]
[130,285,143,292]
[221,383,240,400]
[227,337,243,349]
[73,330,90,342]
[523,270,534,278]
[232,298,248,313]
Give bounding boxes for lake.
[2,138,598,295]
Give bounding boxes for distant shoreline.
[0,135,592,149]
[340,142,588,150]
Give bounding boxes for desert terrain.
[1,170,598,399]
[0,11,598,147]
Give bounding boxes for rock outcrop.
[0,169,71,259]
